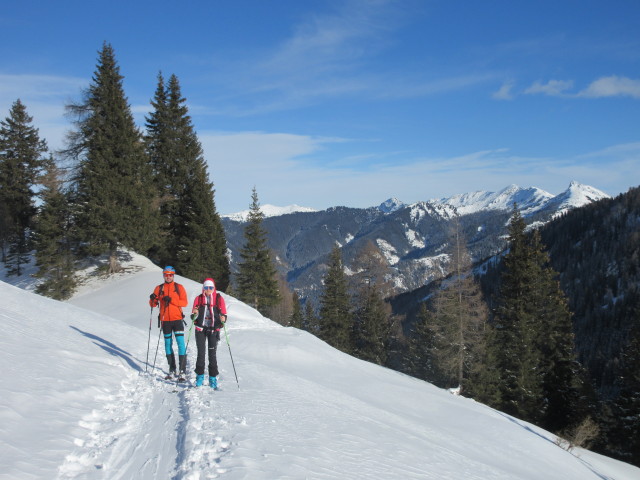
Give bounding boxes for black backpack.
[156,282,185,325]
[194,293,223,330]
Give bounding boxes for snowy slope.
[434,184,554,215]
[542,181,611,217]
[1,257,638,479]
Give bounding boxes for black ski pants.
[195,328,220,377]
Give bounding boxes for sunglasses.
[204,286,214,290]
[164,273,174,277]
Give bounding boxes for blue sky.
[1,0,639,214]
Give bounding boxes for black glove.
[150,293,157,300]
[163,295,171,306]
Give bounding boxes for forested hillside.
[393,186,640,465]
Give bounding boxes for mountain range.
[221,182,610,301]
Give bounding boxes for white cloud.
[0,73,85,100]
[492,80,515,100]
[202,132,639,214]
[577,75,640,98]
[0,74,86,150]
[524,79,573,96]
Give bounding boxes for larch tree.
[426,222,489,393]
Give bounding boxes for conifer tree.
[303,299,318,333]
[289,291,304,328]
[528,229,585,432]
[349,241,392,365]
[608,301,640,466]
[492,205,543,420]
[145,72,172,264]
[0,99,48,273]
[428,225,489,392]
[318,245,352,353]
[65,43,156,271]
[405,303,439,382]
[236,187,279,313]
[145,73,230,287]
[32,157,76,299]
[492,205,581,428]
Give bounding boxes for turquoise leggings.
[162,320,186,355]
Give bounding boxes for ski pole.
[151,326,162,374]
[223,323,240,390]
[185,318,194,353]
[145,306,154,372]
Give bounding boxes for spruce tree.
[492,205,543,420]
[146,74,230,288]
[303,300,318,333]
[405,303,439,383]
[318,245,352,353]
[608,301,640,466]
[289,291,304,328]
[236,187,279,313]
[32,157,76,299]
[349,242,392,365]
[145,72,172,264]
[65,43,156,271]
[528,229,584,432]
[492,205,581,428]
[0,99,48,273]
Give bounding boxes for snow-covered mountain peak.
[378,197,407,214]
[430,185,552,216]
[544,182,610,216]
[223,204,317,222]
[427,182,606,217]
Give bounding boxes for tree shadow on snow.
[70,326,142,372]
[496,411,611,480]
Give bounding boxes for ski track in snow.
[56,361,240,480]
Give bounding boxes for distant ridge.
[223,204,317,222]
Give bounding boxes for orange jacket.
[149,281,188,322]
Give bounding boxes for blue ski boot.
[209,376,218,390]
[195,374,204,387]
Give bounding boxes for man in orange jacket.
[149,266,189,379]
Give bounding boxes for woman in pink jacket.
[190,278,227,388]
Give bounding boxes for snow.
[1,253,639,479]
[405,228,425,249]
[378,198,407,214]
[376,238,400,265]
[220,182,607,223]
[429,181,609,217]
[223,204,316,222]
[434,184,554,216]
